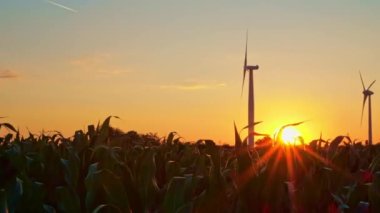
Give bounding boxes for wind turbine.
[360,72,376,145]
[241,32,259,146]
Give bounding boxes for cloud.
[71,54,111,69]
[70,54,130,76]
[0,69,18,79]
[160,81,226,91]
[45,0,78,13]
[96,69,130,75]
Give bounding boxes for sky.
[1,0,380,144]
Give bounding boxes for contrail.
[45,0,78,13]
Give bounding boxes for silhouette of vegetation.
[0,117,379,212]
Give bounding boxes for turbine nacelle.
[363,90,374,96]
[245,65,259,71]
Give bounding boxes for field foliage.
[0,117,379,213]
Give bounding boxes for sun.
[279,126,302,145]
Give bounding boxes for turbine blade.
[241,32,248,97]
[244,30,248,71]
[361,95,368,125]
[241,71,247,97]
[368,80,376,90]
[359,71,366,90]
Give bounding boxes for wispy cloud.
[70,54,130,76]
[96,69,130,75]
[45,0,78,13]
[160,81,226,91]
[0,69,18,79]
[71,54,111,70]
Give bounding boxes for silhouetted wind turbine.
[241,32,259,146]
[360,72,376,145]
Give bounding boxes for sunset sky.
[1,0,380,144]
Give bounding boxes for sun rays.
[233,131,357,211]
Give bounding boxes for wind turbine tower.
[242,33,260,146]
[360,72,376,145]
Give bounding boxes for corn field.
[0,117,379,213]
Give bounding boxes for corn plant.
[0,117,379,212]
